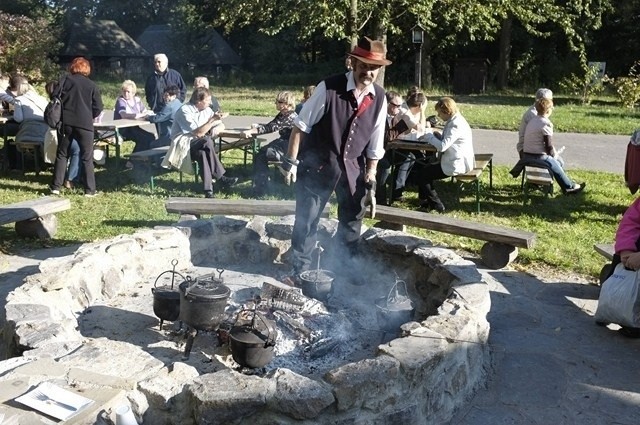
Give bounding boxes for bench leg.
[14,214,58,239]
[480,242,518,269]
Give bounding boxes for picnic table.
[93,116,157,171]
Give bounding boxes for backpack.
[44,76,66,130]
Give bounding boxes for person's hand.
[242,130,253,138]
[621,251,640,270]
[279,156,298,185]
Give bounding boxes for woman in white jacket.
[417,97,474,212]
[13,79,49,144]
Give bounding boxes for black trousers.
[190,136,225,192]
[291,165,366,274]
[253,138,288,189]
[52,125,96,194]
[417,163,447,204]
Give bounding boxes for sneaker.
[49,186,60,195]
[219,175,238,187]
[204,190,214,198]
[565,182,586,195]
[84,192,100,198]
[63,180,74,190]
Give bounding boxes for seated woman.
[147,85,182,147]
[606,197,640,337]
[13,77,50,173]
[114,80,155,167]
[416,97,475,213]
[163,87,237,198]
[522,98,584,194]
[243,91,297,197]
[0,74,27,169]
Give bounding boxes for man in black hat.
[280,36,391,283]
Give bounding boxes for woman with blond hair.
[244,91,297,197]
[417,97,474,212]
[114,79,155,167]
[50,57,103,197]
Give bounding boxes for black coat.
[60,74,103,131]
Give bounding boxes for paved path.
[227,115,631,174]
[1,119,638,424]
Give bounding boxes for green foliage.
[558,62,607,105]
[0,12,62,82]
[605,60,640,108]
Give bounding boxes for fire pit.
[0,216,491,425]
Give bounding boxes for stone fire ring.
[0,215,492,425]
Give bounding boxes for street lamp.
[412,23,425,88]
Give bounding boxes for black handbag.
[44,76,66,130]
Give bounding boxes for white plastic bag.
[594,263,640,327]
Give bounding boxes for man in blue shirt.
[147,85,182,146]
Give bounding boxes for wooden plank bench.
[11,139,43,175]
[522,166,553,204]
[373,204,536,269]
[126,146,199,191]
[165,198,330,219]
[594,243,615,284]
[453,153,493,213]
[0,196,71,238]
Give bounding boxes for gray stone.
[267,368,334,419]
[14,214,58,239]
[187,370,276,425]
[324,356,401,411]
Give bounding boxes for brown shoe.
[63,180,74,189]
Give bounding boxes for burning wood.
[273,311,312,339]
[261,281,306,313]
[307,337,340,359]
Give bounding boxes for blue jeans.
[523,153,574,191]
[65,139,81,182]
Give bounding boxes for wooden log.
[374,205,535,249]
[0,197,71,226]
[480,242,518,269]
[165,198,331,218]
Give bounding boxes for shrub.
[0,12,62,83]
[606,60,640,108]
[559,63,606,105]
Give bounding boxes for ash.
[80,265,394,380]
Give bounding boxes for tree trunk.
[496,15,513,90]
[423,37,433,89]
[372,21,386,87]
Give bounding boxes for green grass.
[3,84,637,281]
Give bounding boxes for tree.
[493,0,613,89]
[0,12,62,82]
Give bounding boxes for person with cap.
[517,88,553,158]
[279,36,390,284]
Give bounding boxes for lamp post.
[412,23,425,88]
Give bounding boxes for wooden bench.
[453,153,493,213]
[165,198,330,219]
[373,204,536,269]
[594,243,615,284]
[0,196,71,238]
[126,147,199,191]
[11,139,43,175]
[522,166,553,204]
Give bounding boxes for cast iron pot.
[229,310,278,368]
[151,260,185,329]
[375,279,414,331]
[179,269,230,331]
[299,269,335,302]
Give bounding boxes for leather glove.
[279,156,299,186]
[357,179,377,220]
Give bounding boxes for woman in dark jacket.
[50,57,103,196]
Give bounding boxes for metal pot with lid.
[152,259,184,330]
[179,268,230,331]
[375,276,414,331]
[229,309,278,368]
